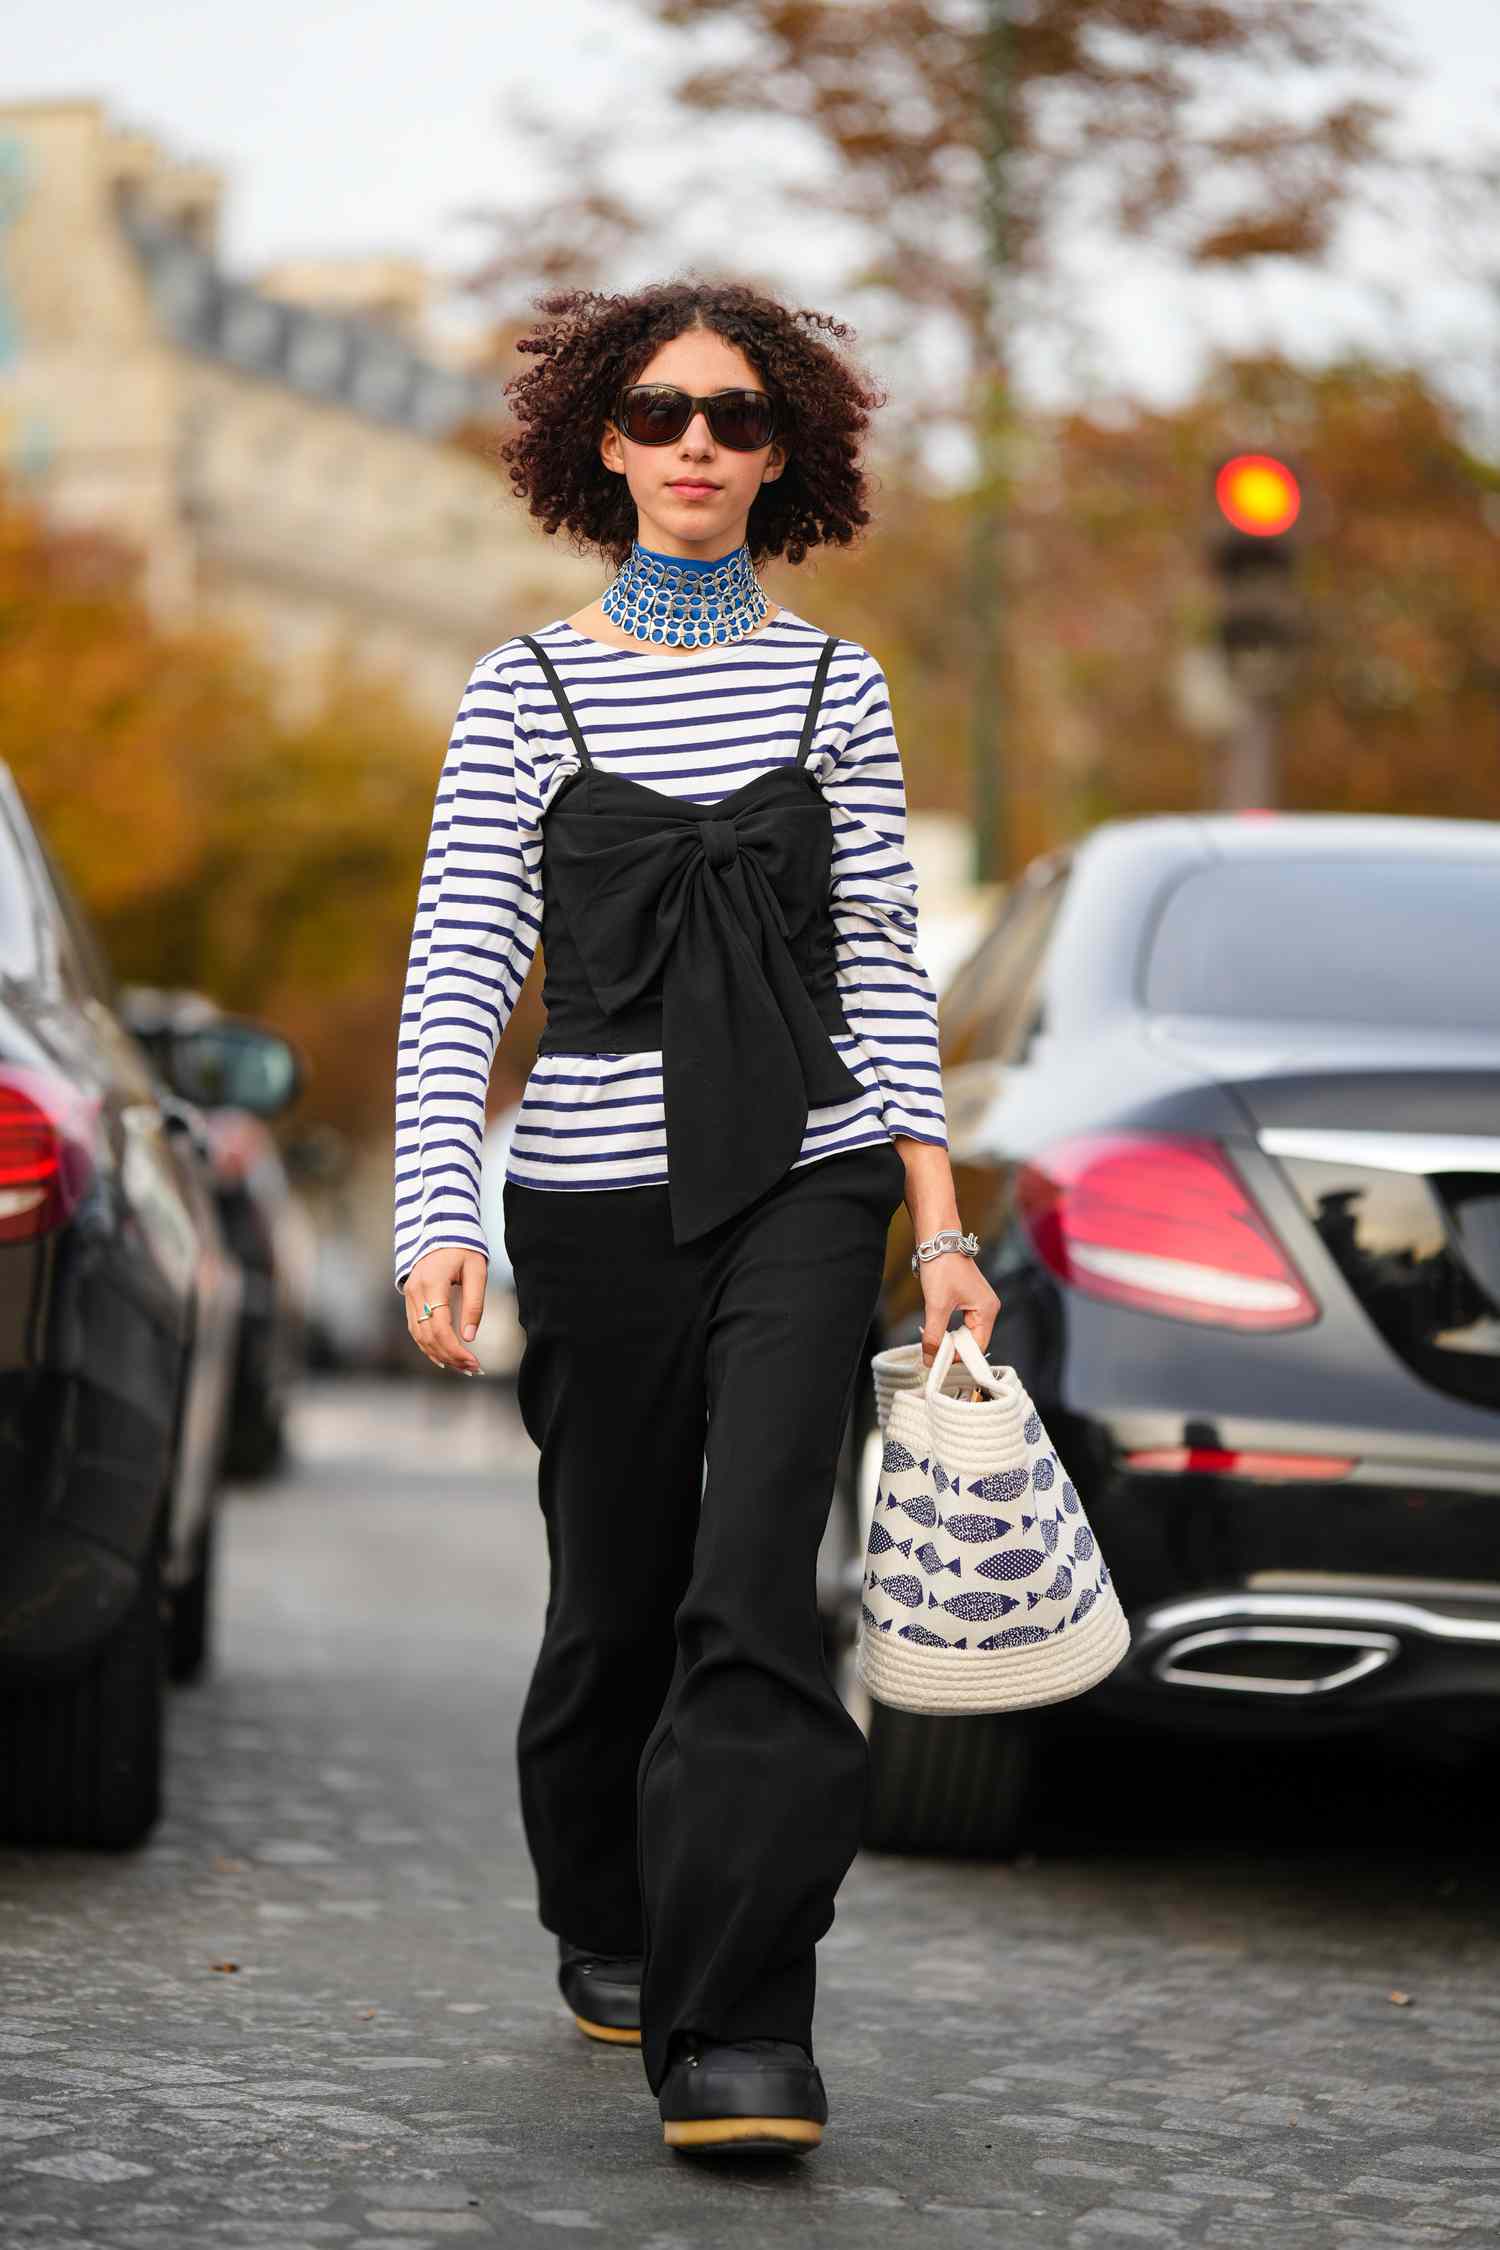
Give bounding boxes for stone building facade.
[0,99,596,720]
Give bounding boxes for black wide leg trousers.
[504,1138,907,2092]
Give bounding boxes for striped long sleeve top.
[393,606,948,1290]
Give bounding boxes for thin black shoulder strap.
[794,636,839,769]
[520,635,593,770]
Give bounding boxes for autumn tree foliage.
[646,0,1391,292]
[468,0,1395,436]
[0,490,448,1139]
[795,357,1500,858]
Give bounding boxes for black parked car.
[0,766,299,1846]
[827,813,1500,1855]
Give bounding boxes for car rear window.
[1144,859,1500,1030]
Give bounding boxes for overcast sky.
[6,0,1497,424]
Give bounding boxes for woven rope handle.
[926,1322,1006,1401]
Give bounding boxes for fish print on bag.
[1041,1563,1073,1602]
[899,1621,958,1648]
[1071,1584,1098,1624]
[914,1540,961,1578]
[930,1588,1022,1623]
[942,1512,1012,1544]
[867,1521,913,1560]
[1072,1525,1095,1561]
[1032,1456,1056,1491]
[973,1547,1046,1582]
[1060,1479,1081,1515]
[887,1493,939,1530]
[1022,1413,1042,1445]
[874,1571,925,1610]
[882,1439,928,1476]
[963,1469,1029,1506]
[978,1623,1051,1649]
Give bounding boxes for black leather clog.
[556,1940,642,2046]
[657,2036,827,2153]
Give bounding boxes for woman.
[393,281,999,2156]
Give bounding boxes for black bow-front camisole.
[520,633,867,1244]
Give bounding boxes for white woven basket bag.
[857,1324,1130,1715]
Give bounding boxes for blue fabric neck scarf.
[602,537,768,648]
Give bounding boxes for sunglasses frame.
[612,384,779,452]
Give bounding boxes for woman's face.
[600,328,786,560]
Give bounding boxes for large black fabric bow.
[544,772,866,1242]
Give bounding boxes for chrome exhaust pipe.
[1149,1624,1401,1697]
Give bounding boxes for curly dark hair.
[497,279,886,568]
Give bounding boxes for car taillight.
[0,1068,99,1243]
[1124,1447,1354,1480]
[1015,1133,1317,1332]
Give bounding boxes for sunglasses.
[613,384,777,452]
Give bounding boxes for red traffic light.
[1215,454,1301,538]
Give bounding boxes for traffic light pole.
[969,0,1011,884]
[1220,695,1277,811]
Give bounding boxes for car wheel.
[167,1514,216,1684]
[818,1351,879,1659]
[835,1563,1041,1860]
[224,1394,285,1482]
[861,1698,1039,1859]
[0,1541,166,1850]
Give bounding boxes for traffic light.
[1201,452,1307,810]
[1215,453,1301,539]
[1209,452,1303,661]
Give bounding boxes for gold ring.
[417,1302,437,1322]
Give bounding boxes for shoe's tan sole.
[573,2013,642,2046]
[663,2117,823,2153]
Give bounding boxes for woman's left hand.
[919,1253,1002,1366]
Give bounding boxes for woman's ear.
[600,423,626,478]
[761,443,788,485]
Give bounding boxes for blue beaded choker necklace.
[601,538,768,648]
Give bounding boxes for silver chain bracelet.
[911,1228,980,1275]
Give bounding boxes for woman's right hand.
[403,1248,488,1376]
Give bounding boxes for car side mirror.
[165,1020,302,1118]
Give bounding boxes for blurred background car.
[826,812,1500,1857]
[0,765,302,1847]
[473,1102,525,1384]
[121,987,316,1476]
[299,1103,524,1380]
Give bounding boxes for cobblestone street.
[1,1376,1497,2249]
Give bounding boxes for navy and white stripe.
[393,607,948,1289]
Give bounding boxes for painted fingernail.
[462,1324,476,1340]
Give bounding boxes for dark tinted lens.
[708,391,775,449]
[618,387,692,443]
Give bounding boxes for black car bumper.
[1103,1580,1500,1732]
[1084,1459,1500,1735]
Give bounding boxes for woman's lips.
[668,481,719,495]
